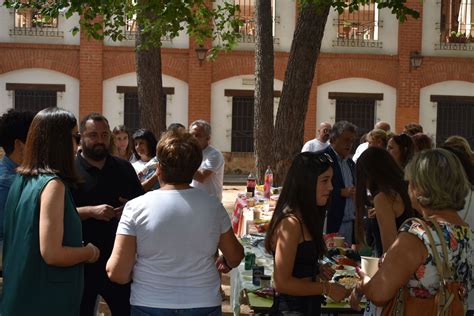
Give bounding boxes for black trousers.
[80,261,131,316]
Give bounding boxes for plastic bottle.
[264,166,273,199]
[246,172,256,197]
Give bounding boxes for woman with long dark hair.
[355,147,414,257]
[264,152,349,315]
[387,133,415,169]
[131,128,159,191]
[1,107,100,315]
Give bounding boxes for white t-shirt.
[301,138,329,153]
[132,159,147,175]
[191,145,224,201]
[352,142,369,163]
[117,188,231,309]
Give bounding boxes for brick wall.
[79,26,104,118]
[2,1,474,164]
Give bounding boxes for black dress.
[370,194,411,257]
[272,217,323,315]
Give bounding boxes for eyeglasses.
[72,133,81,144]
[322,128,330,133]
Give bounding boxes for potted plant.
[342,21,353,38]
[447,31,467,43]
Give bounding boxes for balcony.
[122,30,172,42]
[9,26,63,38]
[435,23,474,51]
[10,9,63,38]
[235,16,280,45]
[332,20,383,49]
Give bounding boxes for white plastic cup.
[361,256,380,277]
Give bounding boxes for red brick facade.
[1,0,474,140]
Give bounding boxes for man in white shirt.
[301,122,332,152]
[190,120,225,201]
[352,121,391,162]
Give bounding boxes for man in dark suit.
[323,121,357,244]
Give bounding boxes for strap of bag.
[463,190,472,221]
[426,217,454,279]
[405,218,446,278]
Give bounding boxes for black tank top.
[273,216,323,315]
[371,201,411,257]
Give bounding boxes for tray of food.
[332,274,359,289]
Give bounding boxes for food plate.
[332,274,359,289]
[333,264,356,272]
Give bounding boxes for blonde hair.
[367,129,388,147]
[405,148,469,210]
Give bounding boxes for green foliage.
[2,0,418,54]
[3,0,243,56]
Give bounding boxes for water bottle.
[246,172,256,197]
[264,166,273,199]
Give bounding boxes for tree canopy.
[4,0,243,56]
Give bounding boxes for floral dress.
[399,219,474,298]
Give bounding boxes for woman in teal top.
[1,107,100,316]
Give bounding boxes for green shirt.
[1,174,84,316]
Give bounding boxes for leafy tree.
[253,0,419,184]
[3,0,242,136]
[4,0,419,182]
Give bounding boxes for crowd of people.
[0,107,472,316]
[0,107,242,316]
[298,120,473,315]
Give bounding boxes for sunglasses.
[72,133,81,144]
[317,152,334,164]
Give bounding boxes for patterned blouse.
[398,218,473,298]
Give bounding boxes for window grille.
[437,0,474,48]
[234,0,277,43]
[335,98,375,153]
[10,6,63,37]
[436,101,474,148]
[231,96,254,152]
[334,2,382,48]
[14,90,57,113]
[123,93,167,134]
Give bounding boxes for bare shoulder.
[42,178,65,194]
[275,215,304,239]
[389,231,427,260]
[374,191,397,204]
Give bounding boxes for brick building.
[0,0,473,172]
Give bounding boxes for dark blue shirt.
[0,156,17,241]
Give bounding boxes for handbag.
[382,217,466,316]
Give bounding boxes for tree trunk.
[254,0,275,183]
[272,3,331,185]
[135,30,166,138]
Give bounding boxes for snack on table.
[335,256,358,267]
[333,274,359,289]
[253,287,274,299]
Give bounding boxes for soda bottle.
[246,172,256,197]
[264,166,273,199]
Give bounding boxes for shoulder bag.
[381,217,466,316]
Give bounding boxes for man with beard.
[72,113,144,316]
[301,121,331,153]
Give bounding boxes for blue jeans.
[130,305,221,316]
